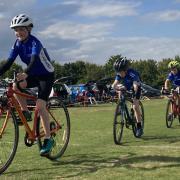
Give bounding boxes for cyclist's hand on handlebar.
[116,84,126,91]
[16,73,28,81]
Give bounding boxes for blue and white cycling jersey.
[8,34,54,75]
[115,68,141,90]
[167,71,180,87]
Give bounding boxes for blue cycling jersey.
[115,68,141,90]
[8,34,54,75]
[167,71,180,87]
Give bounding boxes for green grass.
[1,99,180,180]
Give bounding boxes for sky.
[1,0,180,65]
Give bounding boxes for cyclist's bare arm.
[112,80,119,90]
[164,79,170,90]
[132,81,140,92]
[112,80,126,91]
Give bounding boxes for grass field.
[1,99,180,180]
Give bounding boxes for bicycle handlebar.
[3,71,35,98]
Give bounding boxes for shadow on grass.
[141,135,180,144]
[115,134,180,146]
[5,151,180,178]
[53,153,180,178]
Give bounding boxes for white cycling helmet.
[10,14,33,29]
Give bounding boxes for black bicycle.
[113,89,144,145]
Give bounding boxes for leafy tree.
[131,59,158,88]
[175,55,180,62]
[63,61,87,84]
[0,55,179,89]
[83,62,105,83]
[52,61,64,79]
[156,58,171,88]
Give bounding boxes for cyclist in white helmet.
[0,14,55,156]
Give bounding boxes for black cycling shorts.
[26,73,54,101]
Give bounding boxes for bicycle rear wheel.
[36,97,70,160]
[113,101,124,145]
[0,107,19,174]
[166,99,174,128]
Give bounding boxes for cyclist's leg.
[132,99,141,123]
[36,74,54,155]
[13,76,37,122]
[174,87,180,113]
[13,75,40,111]
[132,82,142,122]
[13,82,28,111]
[172,90,179,116]
[132,82,143,137]
[36,99,51,138]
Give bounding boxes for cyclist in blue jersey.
[163,60,180,106]
[112,56,143,137]
[0,14,55,156]
[164,60,180,90]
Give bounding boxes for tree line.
[0,54,180,89]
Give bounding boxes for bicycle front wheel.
[0,108,19,174]
[166,99,174,128]
[36,97,70,160]
[113,101,124,145]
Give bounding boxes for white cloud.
[1,0,180,66]
[0,13,4,19]
[113,37,180,60]
[48,36,180,64]
[78,1,140,17]
[0,0,37,27]
[38,21,113,40]
[61,0,79,5]
[0,0,36,11]
[146,10,180,22]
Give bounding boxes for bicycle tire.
[36,97,70,160]
[113,101,124,145]
[0,107,19,174]
[166,99,174,128]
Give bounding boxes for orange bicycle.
[0,80,70,174]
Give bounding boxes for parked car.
[141,83,161,97]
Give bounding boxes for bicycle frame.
[0,79,71,174]
[168,91,180,116]
[0,82,60,142]
[119,90,132,122]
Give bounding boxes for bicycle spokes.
[0,109,19,174]
[36,97,70,160]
